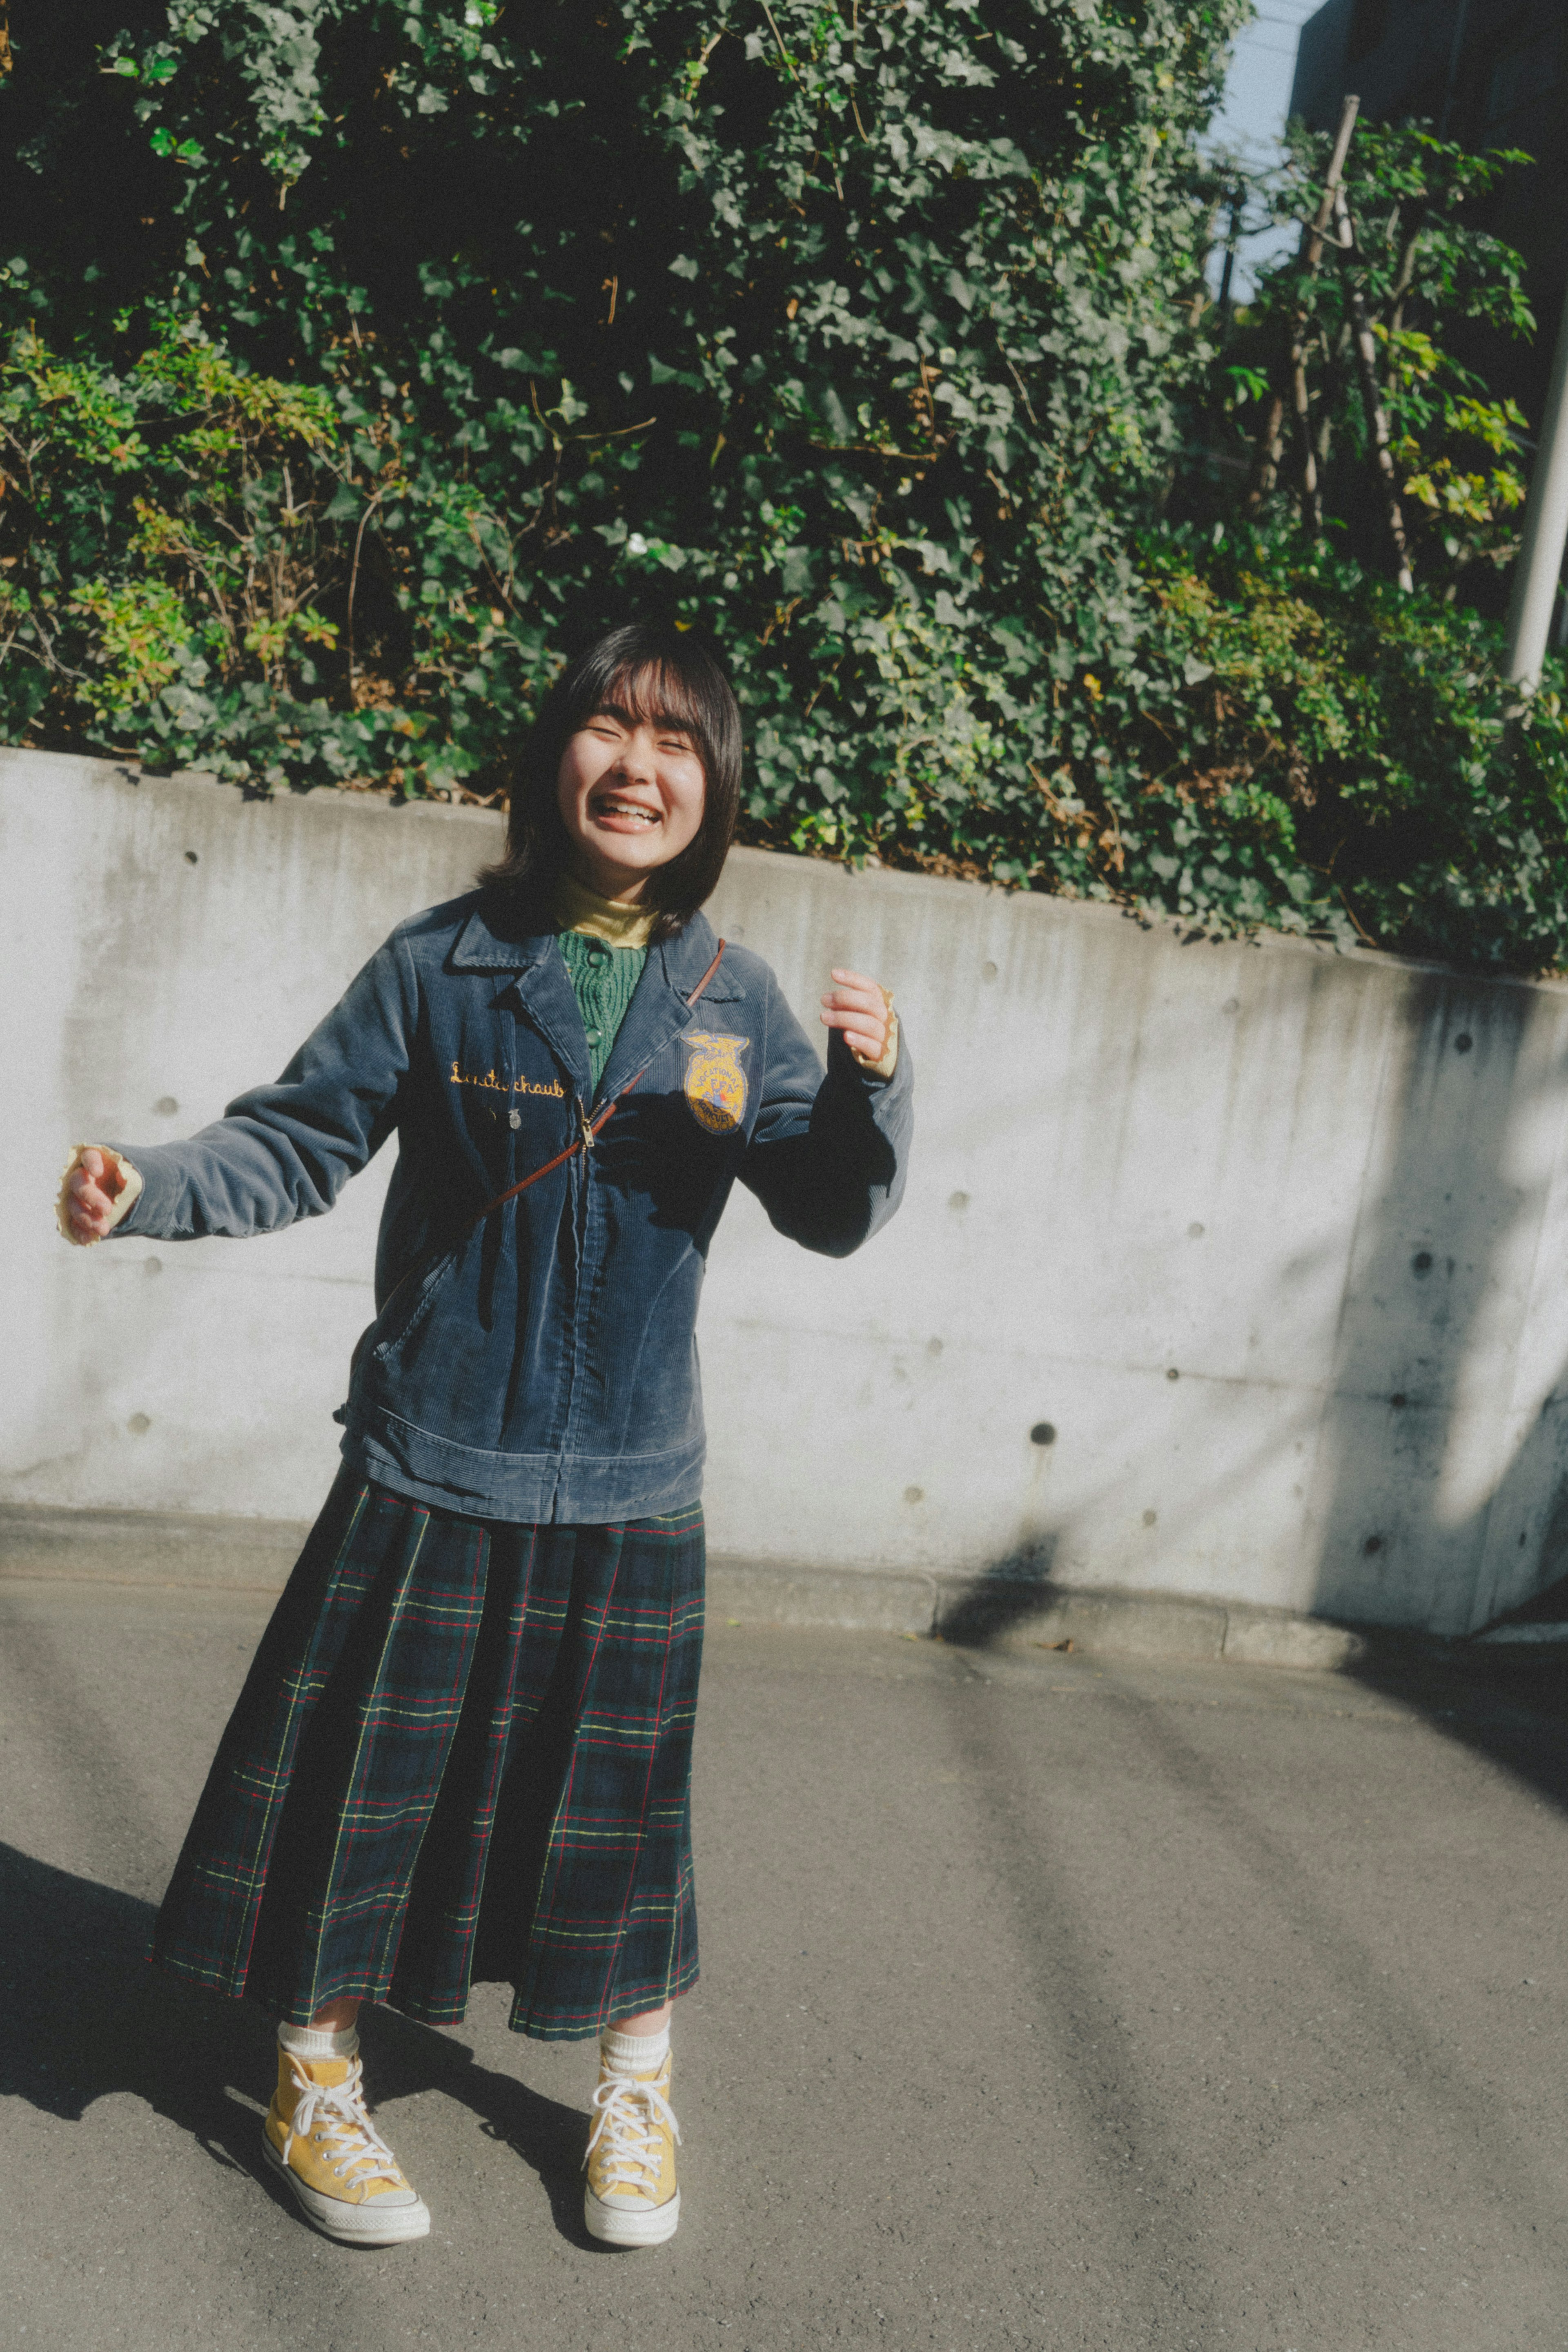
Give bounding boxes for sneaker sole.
[584,2185,681,2247]
[262,2131,431,2247]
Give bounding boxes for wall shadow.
[1307,964,1568,1809]
[0,1841,595,2247]
[1305,970,1568,1636]
[1340,1639,1568,1816]
[933,1534,1062,1647]
[929,958,1568,1831]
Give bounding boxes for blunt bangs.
[478,623,743,942]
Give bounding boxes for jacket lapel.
[450,901,592,1098]
[510,953,594,1099]
[595,912,735,1105]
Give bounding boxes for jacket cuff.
[102,1142,185,1237]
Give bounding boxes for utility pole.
[1503,279,1568,686]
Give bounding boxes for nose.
[612,728,657,784]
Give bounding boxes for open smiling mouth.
[592,796,662,828]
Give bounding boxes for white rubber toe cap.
[263,2132,430,2246]
[584,2183,681,2247]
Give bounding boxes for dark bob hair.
[478,623,743,943]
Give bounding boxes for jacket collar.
[449,897,550,974]
[448,896,742,989]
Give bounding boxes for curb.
[928,1575,1366,1672]
[0,1505,1368,1674]
[0,1505,316,1593]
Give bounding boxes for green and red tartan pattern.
[149,1473,704,2040]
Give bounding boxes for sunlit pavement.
[4,1572,1568,2352]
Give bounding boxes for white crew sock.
[278,2020,361,2062]
[600,2022,670,2076]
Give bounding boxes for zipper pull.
[577,1100,595,1154]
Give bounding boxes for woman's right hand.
[61,1146,139,1244]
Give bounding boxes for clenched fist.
[819,969,897,1072]
[58,1146,142,1245]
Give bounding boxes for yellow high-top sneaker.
[262,2042,430,2247]
[584,2040,681,2247]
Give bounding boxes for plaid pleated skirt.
[149,1471,704,2040]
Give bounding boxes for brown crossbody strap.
[463,937,727,1234]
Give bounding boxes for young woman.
[61,623,912,2252]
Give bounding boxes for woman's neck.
[565,845,651,905]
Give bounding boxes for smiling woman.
[57,614,910,2260]
[479,624,743,941]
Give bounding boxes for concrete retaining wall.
[6,748,1568,1635]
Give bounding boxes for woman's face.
[555,699,707,902]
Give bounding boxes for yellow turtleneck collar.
[553,870,659,950]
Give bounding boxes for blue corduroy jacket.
[110,891,913,1523]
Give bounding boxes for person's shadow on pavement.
[0,1841,597,2248]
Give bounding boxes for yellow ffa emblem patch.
[683,1031,750,1135]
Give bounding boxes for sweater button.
[585,1028,601,1044]
[509,1109,521,1129]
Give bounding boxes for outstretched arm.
[57,930,418,1246]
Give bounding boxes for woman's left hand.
[820,968,893,1066]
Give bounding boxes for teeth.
[599,801,658,824]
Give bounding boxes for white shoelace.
[584,2072,682,2199]
[280,2054,405,2194]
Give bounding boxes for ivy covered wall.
[5,4,1568,970]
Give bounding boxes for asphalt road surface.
[4,1574,1568,2352]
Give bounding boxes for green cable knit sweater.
[557,925,649,1090]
